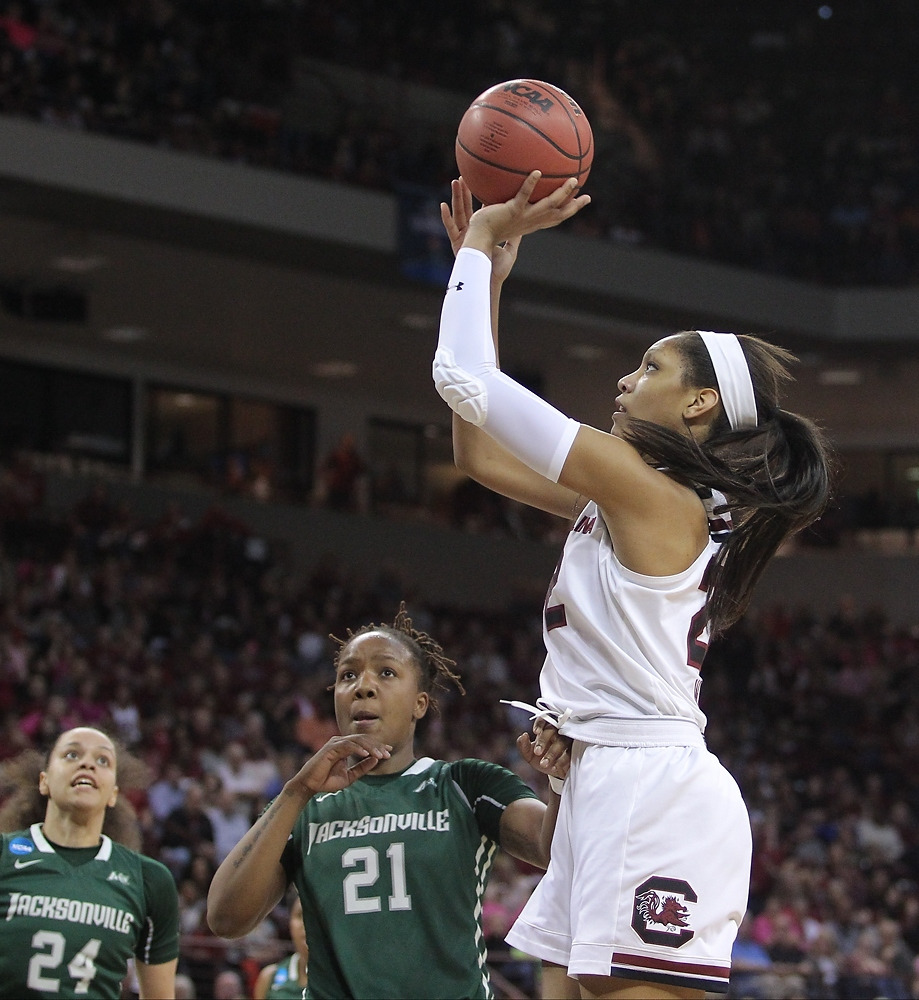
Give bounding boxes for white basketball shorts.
[505,733,751,994]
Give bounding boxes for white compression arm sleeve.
[433,247,580,483]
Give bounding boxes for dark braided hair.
[331,602,465,710]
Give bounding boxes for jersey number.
[687,606,708,670]
[543,552,567,632]
[28,931,101,994]
[342,843,411,914]
[545,550,713,677]
[687,557,716,671]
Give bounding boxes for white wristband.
[548,775,565,794]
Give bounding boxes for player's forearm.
[136,958,177,1000]
[501,796,555,870]
[538,787,562,865]
[452,412,506,481]
[490,275,503,364]
[207,783,307,936]
[435,249,579,486]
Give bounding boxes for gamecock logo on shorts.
[631,875,697,947]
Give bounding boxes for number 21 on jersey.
[342,843,411,914]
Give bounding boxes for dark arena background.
[3,2,919,997]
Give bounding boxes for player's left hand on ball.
[440,177,474,256]
[441,177,520,282]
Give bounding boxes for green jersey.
[264,953,307,999]
[281,757,539,1000]
[0,823,179,999]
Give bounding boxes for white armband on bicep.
[434,248,580,483]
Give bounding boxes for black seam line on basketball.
[474,90,594,160]
[469,104,584,159]
[455,150,588,182]
[455,139,586,176]
[542,86,590,159]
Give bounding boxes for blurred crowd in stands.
[5,2,919,996]
[3,0,919,286]
[4,458,919,998]
[297,431,912,549]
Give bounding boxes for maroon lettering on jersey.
[545,604,567,631]
[572,514,595,535]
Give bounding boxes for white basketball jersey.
[539,493,729,739]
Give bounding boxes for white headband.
[697,331,758,430]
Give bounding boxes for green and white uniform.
[281,756,538,1000]
[0,823,179,999]
[264,953,307,999]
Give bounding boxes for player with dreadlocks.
[209,603,569,999]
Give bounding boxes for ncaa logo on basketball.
[502,82,553,113]
[631,876,696,947]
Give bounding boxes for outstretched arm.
[436,174,701,573]
[207,736,391,937]
[440,177,585,519]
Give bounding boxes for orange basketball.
[455,79,593,204]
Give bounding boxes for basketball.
[455,79,593,205]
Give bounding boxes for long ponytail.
[623,333,836,636]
